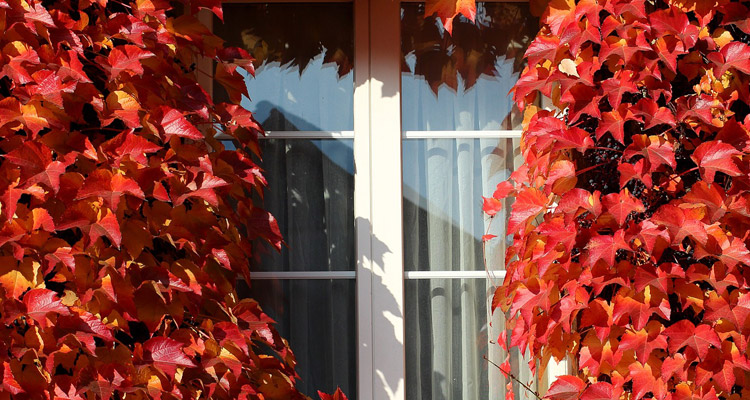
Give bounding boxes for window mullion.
[365,1,406,400]
[353,1,374,400]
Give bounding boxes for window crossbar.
[216,130,354,140]
[402,130,522,139]
[249,271,356,280]
[404,270,507,279]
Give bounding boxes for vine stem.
[484,355,543,400]
[575,161,612,176]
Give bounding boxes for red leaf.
[23,288,70,327]
[143,337,196,377]
[581,382,617,400]
[560,83,601,122]
[628,362,664,400]
[318,388,348,400]
[5,142,67,192]
[663,320,721,359]
[601,70,638,109]
[618,326,668,361]
[683,182,727,223]
[107,45,155,77]
[649,8,699,48]
[651,204,708,246]
[711,41,750,75]
[535,126,594,152]
[2,362,23,395]
[586,230,628,267]
[714,360,735,393]
[718,237,750,269]
[634,98,676,130]
[602,190,645,226]
[691,141,742,183]
[508,187,548,233]
[493,181,514,200]
[525,35,560,66]
[545,375,585,400]
[157,107,203,140]
[705,291,750,332]
[87,209,122,248]
[623,135,677,172]
[483,197,503,216]
[102,130,162,165]
[76,169,145,210]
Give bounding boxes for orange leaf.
[424,0,476,33]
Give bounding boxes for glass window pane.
[403,138,521,271]
[239,278,357,399]
[406,278,530,400]
[255,139,354,272]
[214,3,354,131]
[401,3,537,131]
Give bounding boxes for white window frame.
[205,2,569,400]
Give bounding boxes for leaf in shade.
[191,0,223,20]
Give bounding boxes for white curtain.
[401,29,526,395]
[403,135,522,400]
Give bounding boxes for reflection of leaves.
[215,4,353,76]
[402,3,538,92]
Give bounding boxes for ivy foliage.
[0,0,309,398]
[486,0,750,399]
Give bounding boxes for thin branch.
[485,355,542,400]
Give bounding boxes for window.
[213,3,357,397]
[209,2,564,400]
